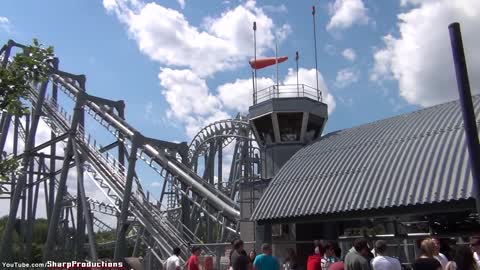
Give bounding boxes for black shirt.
[231,250,250,270]
[413,258,442,270]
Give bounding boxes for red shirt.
[187,255,200,270]
[307,254,322,270]
[328,262,344,270]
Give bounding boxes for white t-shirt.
[475,252,480,268]
[372,255,402,270]
[435,253,448,270]
[165,255,181,270]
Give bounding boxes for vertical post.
[218,139,223,190]
[114,134,140,261]
[11,116,19,204]
[312,6,319,94]
[275,34,279,95]
[296,51,299,96]
[49,58,59,225]
[75,76,86,260]
[448,22,480,220]
[252,71,256,105]
[253,22,257,100]
[117,101,126,173]
[42,92,85,262]
[0,79,49,262]
[73,143,98,261]
[0,41,13,156]
[24,152,37,261]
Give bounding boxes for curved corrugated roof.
[251,96,480,221]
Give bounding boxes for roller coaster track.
[0,41,260,265]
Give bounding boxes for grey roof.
[251,96,480,221]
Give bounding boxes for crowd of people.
[162,236,480,270]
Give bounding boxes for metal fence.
[253,84,322,105]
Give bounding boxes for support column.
[0,80,49,262]
[48,57,59,225]
[114,134,140,261]
[42,92,85,262]
[73,143,98,261]
[0,41,13,156]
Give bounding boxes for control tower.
[240,83,328,250]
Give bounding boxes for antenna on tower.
[312,6,319,95]
[296,51,299,95]
[253,21,258,102]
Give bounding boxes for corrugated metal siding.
[251,96,480,221]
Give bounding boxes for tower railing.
[253,84,322,105]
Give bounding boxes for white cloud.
[263,4,287,13]
[283,68,336,114]
[105,0,288,77]
[158,68,230,138]
[327,0,369,31]
[335,68,360,88]
[177,0,185,9]
[0,16,11,33]
[218,77,274,114]
[104,0,295,138]
[159,68,223,120]
[342,48,356,61]
[370,0,480,107]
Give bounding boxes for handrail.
[253,84,322,104]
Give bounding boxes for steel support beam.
[0,41,13,156]
[113,134,140,261]
[0,80,48,262]
[449,22,480,221]
[42,92,85,262]
[73,143,98,261]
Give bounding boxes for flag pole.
[312,6,319,95]
[275,33,279,97]
[296,51,299,96]
[253,21,258,100]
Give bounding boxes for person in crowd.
[446,245,478,270]
[432,238,448,269]
[308,243,324,270]
[413,239,442,270]
[230,239,239,270]
[371,240,401,270]
[249,251,257,270]
[328,247,344,270]
[253,244,280,270]
[187,246,202,270]
[250,251,257,263]
[284,248,298,270]
[322,241,340,270]
[164,247,182,270]
[231,240,250,270]
[344,238,371,270]
[470,236,480,267]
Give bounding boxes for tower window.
[277,112,303,142]
[253,114,275,144]
[306,114,324,141]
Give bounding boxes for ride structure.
[0,37,325,269]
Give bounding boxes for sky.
[1,0,480,218]
[1,0,479,142]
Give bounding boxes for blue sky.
[1,0,479,218]
[2,0,479,143]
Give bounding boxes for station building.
[240,87,480,267]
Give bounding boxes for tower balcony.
[253,84,323,105]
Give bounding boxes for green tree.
[0,39,54,181]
